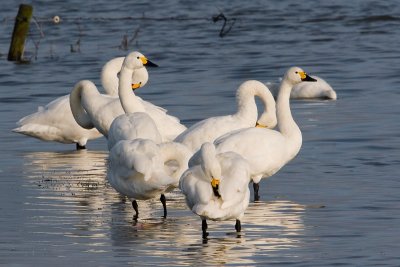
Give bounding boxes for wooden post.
[7,4,33,61]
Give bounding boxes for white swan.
[107,52,191,218]
[214,67,317,201]
[174,80,277,153]
[267,75,336,100]
[107,54,162,150]
[108,138,191,219]
[70,51,187,140]
[12,57,136,149]
[180,142,251,238]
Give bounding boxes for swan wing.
[13,95,101,144]
[215,127,287,178]
[218,152,251,209]
[291,76,337,99]
[180,167,213,209]
[142,100,187,141]
[175,115,248,153]
[16,95,69,126]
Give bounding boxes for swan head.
[284,67,316,85]
[123,51,158,71]
[256,112,277,129]
[200,142,222,198]
[131,67,149,90]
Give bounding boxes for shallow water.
[1,0,400,266]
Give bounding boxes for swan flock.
[14,49,332,238]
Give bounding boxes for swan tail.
[15,107,46,126]
[327,90,337,100]
[12,124,68,143]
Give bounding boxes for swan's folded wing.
[16,95,70,126]
[218,152,251,209]
[180,167,213,208]
[142,98,167,113]
[129,153,153,181]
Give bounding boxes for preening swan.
[12,57,132,149]
[180,142,251,238]
[267,75,336,100]
[214,67,316,201]
[174,80,277,153]
[108,138,191,219]
[101,57,133,96]
[70,51,187,140]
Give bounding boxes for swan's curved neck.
[235,82,275,123]
[70,80,98,129]
[119,65,146,114]
[276,80,302,155]
[101,57,124,96]
[159,142,190,179]
[200,144,221,182]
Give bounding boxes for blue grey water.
[0,0,399,266]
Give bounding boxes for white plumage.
[267,75,336,100]
[107,53,162,150]
[12,57,130,149]
[108,139,191,218]
[107,112,162,150]
[180,142,251,238]
[174,80,276,153]
[69,51,187,140]
[214,67,317,201]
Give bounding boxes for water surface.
[1,0,400,266]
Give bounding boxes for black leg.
[76,143,86,150]
[132,200,139,220]
[235,219,241,232]
[253,182,260,202]
[160,194,167,218]
[202,219,209,239]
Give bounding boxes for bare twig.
[71,20,82,52]
[129,27,140,44]
[212,12,236,37]
[49,43,57,60]
[119,35,128,50]
[119,27,140,50]
[29,16,45,60]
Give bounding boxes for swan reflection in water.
[181,200,306,265]
[20,149,119,236]
[108,199,305,265]
[22,149,109,193]
[22,149,108,173]
[21,151,306,263]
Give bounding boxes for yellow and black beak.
[140,56,158,67]
[299,71,317,82]
[131,82,142,91]
[255,122,267,128]
[211,177,221,198]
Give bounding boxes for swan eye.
[136,57,140,59]
[295,71,298,74]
